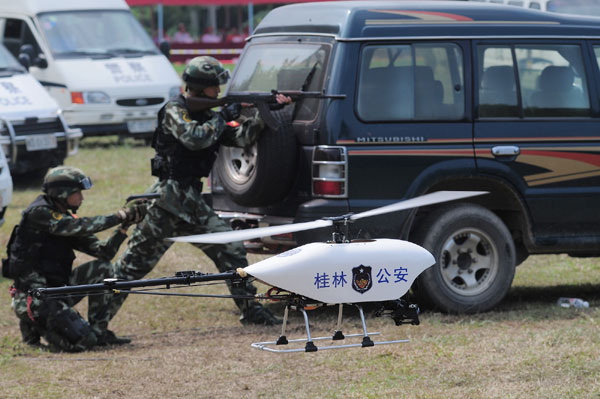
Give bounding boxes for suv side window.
[478,43,590,118]
[517,45,589,116]
[479,46,519,117]
[357,43,464,121]
[590,46,600,84]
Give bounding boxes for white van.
[0,144,12,227]
[0,0,182,138]
[0,42,80,176]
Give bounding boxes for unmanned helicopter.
[32,190,486,353]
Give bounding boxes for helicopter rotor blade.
[350,190,487,220]
[169,190,487,244]
[168,219,333,244]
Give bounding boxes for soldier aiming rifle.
[100,56,292,331]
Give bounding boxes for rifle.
[125,193,161,203]
[186,90,346,130]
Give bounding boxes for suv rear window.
[356,42,464,121]
[229,42,330,121]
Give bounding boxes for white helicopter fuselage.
[243,239,435,304]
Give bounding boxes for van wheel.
[414,203,516,314]
[215,109,296,206]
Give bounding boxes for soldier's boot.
[45,329,97,353]
[19,319,42,347]
[240,302,281,326]
[48,343,87,353]
[96,330,131,346]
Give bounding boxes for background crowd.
[131,4,268,46]
[164,22,248,44]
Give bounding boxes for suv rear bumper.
[294,198,350,221]
[216,198,350,250]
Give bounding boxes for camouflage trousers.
[12,260,114,352]
[99,197,257,331]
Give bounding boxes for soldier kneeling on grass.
[2,166,146,352]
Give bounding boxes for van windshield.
[0,44,25,74]
[38,10,159,59]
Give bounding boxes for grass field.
[1,137,599,399]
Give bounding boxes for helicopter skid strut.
[251,304,410,353]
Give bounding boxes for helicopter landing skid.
[251,304,410,353]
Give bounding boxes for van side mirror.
[18,44,48,69]
[35,54,48,69]
[18,53,31,70]
[19,44,35,59]
[159,40,171,60]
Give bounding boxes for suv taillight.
[312,146,347,198]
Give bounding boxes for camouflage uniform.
[106,56,277,325]
[9,195,126,351]
[6,167,134,352]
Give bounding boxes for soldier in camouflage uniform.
[5,166,145,352]
[106,56,291,326]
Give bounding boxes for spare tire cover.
[214,108,297,206]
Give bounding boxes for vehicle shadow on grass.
[260,285,600,325]
[12,170,45,191]
[506,283,599,303]
[416,283,600,323]
[10,137,150,191]
[499,282,600,311]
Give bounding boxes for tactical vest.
[151,94,220,183]
[5,195,76,287]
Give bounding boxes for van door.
[474,40,600,243]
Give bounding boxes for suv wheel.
[215,109,296,206]
[414,203,516,313]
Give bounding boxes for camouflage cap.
[182,56,230,91]
[42,166,93,199]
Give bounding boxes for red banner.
[168,42,245,63]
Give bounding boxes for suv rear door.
[347,40,473,206]
[474,40,600,241]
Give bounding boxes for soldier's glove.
[129,202,148,223]
[117,201,148,224]
[220,103,241,121]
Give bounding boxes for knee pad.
[49,308,93,345]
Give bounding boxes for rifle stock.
[186,96,228,113]
[125,193,161,203]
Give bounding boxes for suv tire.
[215,109,296,206]
[414,203,516,314]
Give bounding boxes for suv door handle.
[492,146,520,157]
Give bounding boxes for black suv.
[211,1,600,313]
